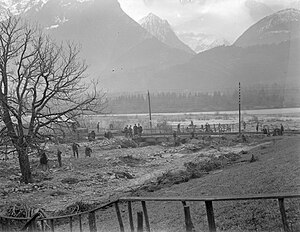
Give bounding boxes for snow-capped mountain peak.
[139,13,194,54]
[139,13,171,42]
[139,13,168,25]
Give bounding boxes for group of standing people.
[72,142,92,158]
[123,124,143,138]
[39,142,92,171]
[39,148,63,171]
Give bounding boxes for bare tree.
[0,16,105,183]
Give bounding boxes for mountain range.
[178,33,230,53]
[0,0,299,94]
[103,8,300,92]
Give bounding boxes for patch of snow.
[62,2,71,7]
[178,32,230,53]
[259,8,300,33]
[55,16,69,24]
[45,24,59,30]
[0,0,49,15]
[77,0,93,3]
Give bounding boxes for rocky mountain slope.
[149,39,299,91]
[235,8,300,47]
[139,13,194,54]
[22,0,149,73]
[1,0,193,85]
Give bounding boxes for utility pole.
[147,90,152,132]
[239,82,241,136]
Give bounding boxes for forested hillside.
[107,85,300,113]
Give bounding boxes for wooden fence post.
[50,219,55,232]
[128,202,135,232]
[41,220,45,232]
[278,198,290,232]
[205,201,216,232]
[183,205,194,232]
[69,216,73,232]
[88,211,97,232]
[79,215,83,232]
[20,212,40,231]
[141,201,151,232]
[115,202,125,232]
[137,212,143,232]
[0,218,7,232]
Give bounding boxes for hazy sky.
[118,0,298,42]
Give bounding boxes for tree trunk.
[17,147,32,184]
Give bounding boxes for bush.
[185,158,223,173]
[5,202,35,218]
[61,177,80,184]
[56,201,93,216]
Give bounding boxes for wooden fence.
[0,193,299,232]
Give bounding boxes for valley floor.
[53,135,300,232]
[0,134,299,231]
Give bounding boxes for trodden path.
[57,135,300,232]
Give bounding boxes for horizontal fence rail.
[120,193,300,232]
[0,193,299,232]
[119,192,300,202]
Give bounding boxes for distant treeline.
[107,84,300,114]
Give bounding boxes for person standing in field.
[133,124,138,137]
[138,124,143,137]
[177,123,181,133]
[40,150,48,171]
[97,122,100,133]
[85,146,92,157]
[256,123,259,132]
[128,125,133,138]
[280,124,284,135]
[72,142,80,158]
[57,148,62,167]
[123,125,129,137]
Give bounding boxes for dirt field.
[89,135,299,232]
[0,135,264,212]
[0,134,299,231]
[56,135,300,232]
